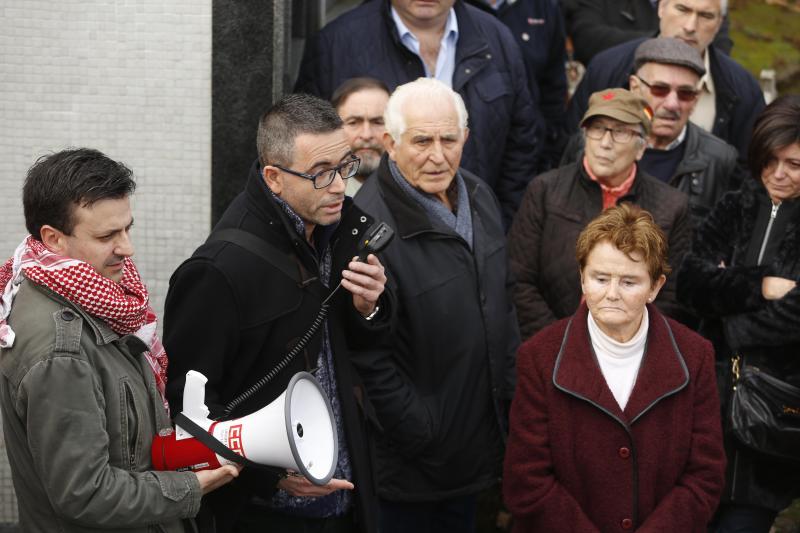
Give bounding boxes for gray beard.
[356,156,380,178]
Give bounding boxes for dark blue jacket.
[295,0,539,227]
[466,0,568,171]
[566,37,765,162]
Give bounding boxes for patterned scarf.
[0,236,169,412]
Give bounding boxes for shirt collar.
[649,124,688,151]
[390,6,459,51]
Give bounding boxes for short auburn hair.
[576,203,670,283]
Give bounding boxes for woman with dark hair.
[504,203,725,532]
[677,94,800,532]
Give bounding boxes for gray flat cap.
[634,37,706,77]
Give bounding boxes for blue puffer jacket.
[566,37,765,163]
[295,0,540,228]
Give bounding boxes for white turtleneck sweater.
[587,310,649,411]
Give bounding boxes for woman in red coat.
[504,204,726,532]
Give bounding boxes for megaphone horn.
[152,371,338,486]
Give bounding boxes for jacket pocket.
[120,378,140,471]
[474,71,511,103]
[152,470,193,502]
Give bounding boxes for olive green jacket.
[0,279,202,532]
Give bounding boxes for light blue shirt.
[390,7,459,87]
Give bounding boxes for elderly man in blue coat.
[295,0,540,228]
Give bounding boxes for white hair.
[661,0,727,16]
[383,77,468,143]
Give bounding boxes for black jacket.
[295,0,539,227]
[561,0,732,65]
[352,157,520,501]
[677,177,800,511]
[509,162,691,340]
[465,0,568,171]
[566,38,764,163]
[561,122,741,228]
[163,162,387,532]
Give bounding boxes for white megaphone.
[151,370,338,486]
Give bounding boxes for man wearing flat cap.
[509,87,692,340]
[563,37,741,229]
[565,0,764,164]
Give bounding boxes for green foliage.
[729,0,800,93]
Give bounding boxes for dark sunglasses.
[635,76,700,102]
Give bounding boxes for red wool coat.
[503,304,725,532]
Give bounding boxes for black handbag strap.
[174,412,282,474]
[207,228,316,286]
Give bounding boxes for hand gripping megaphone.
[151,370,338,486]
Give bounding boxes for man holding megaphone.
[164,94,390,533]
[0,149,239,533]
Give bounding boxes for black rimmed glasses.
[584,123,643,144]
[271,155,360,189]
[635,76,700,102]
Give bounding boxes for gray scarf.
[388,159,473,248]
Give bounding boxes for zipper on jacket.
[123,382,139,471]
[757,203,780,265]
[730,448,740,499]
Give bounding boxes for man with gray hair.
[353,77,519,532]
[563,37,740,228]
[566,0,764,162]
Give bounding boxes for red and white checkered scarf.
[0,236,169,412]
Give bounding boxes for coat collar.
[706,44,738,107]
[672,122,707,175]
[553,304,689,425]
[574,161,651,204]
[30,281,151,356]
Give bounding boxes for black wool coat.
[677,177,800,511]
[163,161,389,533]
[353,157,520,501]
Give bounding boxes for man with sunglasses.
[509,88,691,339]
[566,0,764,163]
[563,37,740,229]
[163,94,389,533]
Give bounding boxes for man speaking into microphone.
[164,94,390,533]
